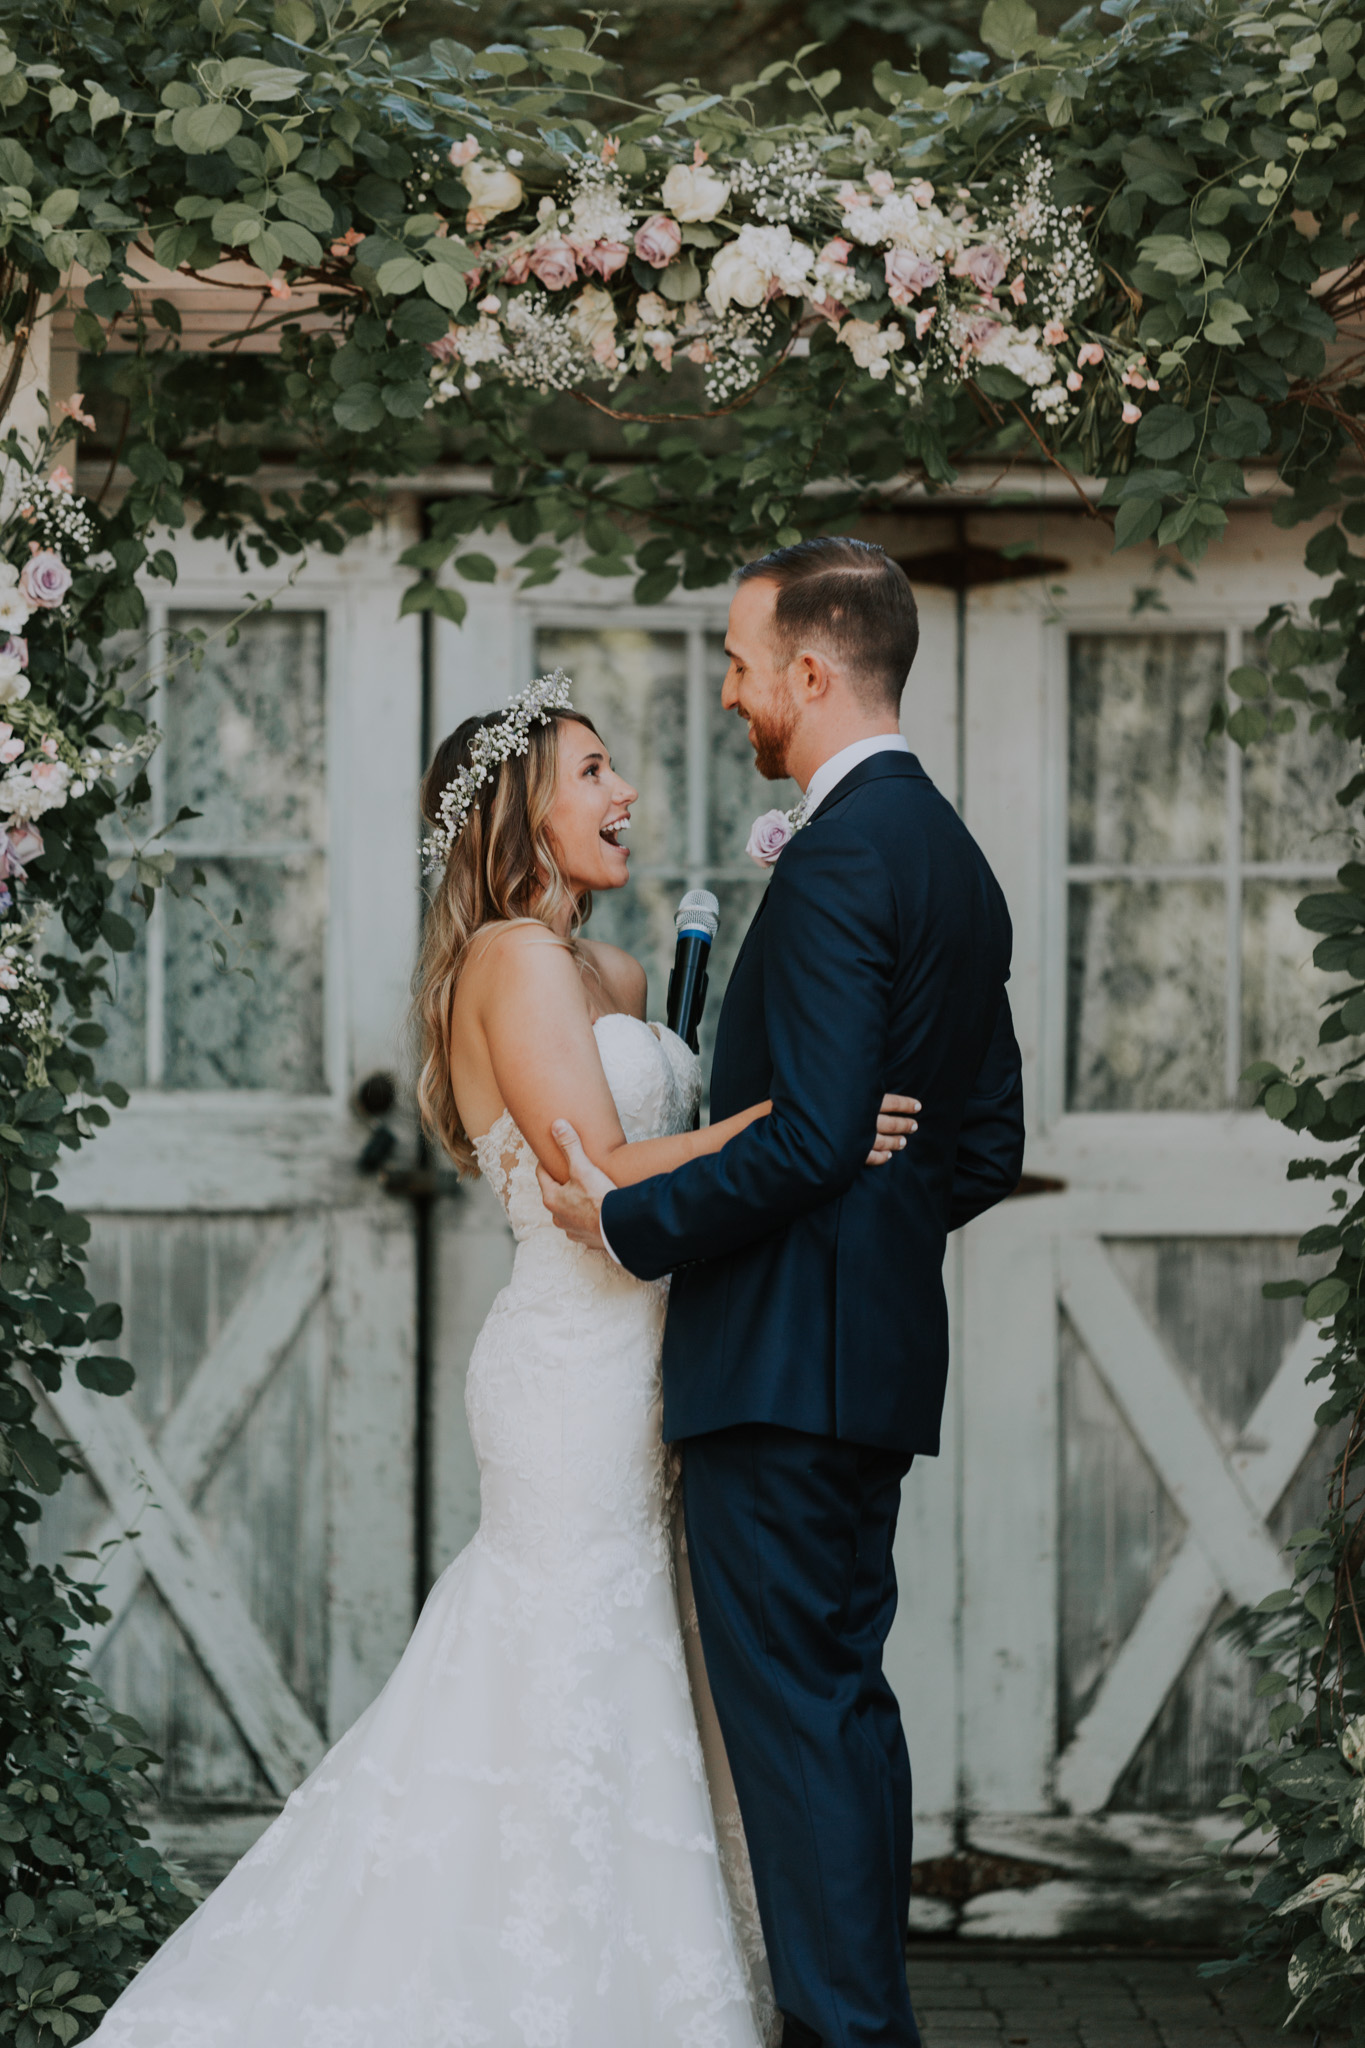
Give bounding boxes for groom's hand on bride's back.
[539,1096,921,1248]
[869,1093,918,1165]
[538,1121,613,1249]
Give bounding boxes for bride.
[91,673,914,2048]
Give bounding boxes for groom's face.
[722,579,798,782]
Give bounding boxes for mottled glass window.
[534,624,799,1078]
[1066,631,1354,1111]
[104,611,328,1093]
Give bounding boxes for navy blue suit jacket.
[601,750,1025,1456]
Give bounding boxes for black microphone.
[666,889,719,1054]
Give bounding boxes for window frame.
[1043,611,1341,1128]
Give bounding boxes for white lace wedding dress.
[94,1014,777,2048]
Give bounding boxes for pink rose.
[634,214,682,269]
[527,238,577,291]
[18,549,71,610]
[959,313,1000,358]
[952,244,1008,292]
[914,306,936,341]
[579,240,630,280]
[0,820,42,878]
[1121,401,1142,425]
[1008,275,1028,306]
[0,637,25,670]
[427,331,461,365]
[0,724,22,765]
[884,250,941,306]
[819,237,852,267]
[810,295,845,328]
[746,809,795,868]
[1066,369,1083,391]
[448,136,480,166]
[867,169,895,198]
[500,248,533,285]
[1077,342,1105,367]
[1043,320,1068,346]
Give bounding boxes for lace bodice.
[472,1013,701,1240]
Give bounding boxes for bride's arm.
[475,926,769,1186]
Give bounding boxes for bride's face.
[545,719,638,895]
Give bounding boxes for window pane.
[1242,880,1346,1086]
[96,877,149,1090]
[1242,707,1357,864]
[164,856,327,1090]
[1067,880,1225,1110]
[534,627,687,870]
[705,633,800,864]
[164,611,327,845]
[1068,633,1225,865]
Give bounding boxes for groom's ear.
[792,646,835,704]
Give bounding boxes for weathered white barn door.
[36,529,423,1865]
[941,523,1350,1926]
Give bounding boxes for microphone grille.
[675,888,720,941]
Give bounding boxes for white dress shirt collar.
[801,733,910,816]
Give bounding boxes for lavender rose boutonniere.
[746,804,807,868]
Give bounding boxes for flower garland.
[421,136,1146,427]
[0,449,154,1076]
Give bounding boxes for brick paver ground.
[903,1947,1344,2048]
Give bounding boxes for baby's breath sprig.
[423,669,575,874]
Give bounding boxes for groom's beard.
[746,689,798,781]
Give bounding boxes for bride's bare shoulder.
[459,919,578,1009]
[578,939,647,1021]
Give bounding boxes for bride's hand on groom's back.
[868,1094,919,1166]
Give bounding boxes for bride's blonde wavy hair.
[415,707,600,1177]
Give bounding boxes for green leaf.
[1135,405,1197,459]
[87,84,122,129]
[453,553,497,583]
[1264,1081,1299,1120]
[76,1354,135,1396]
[271,220,323,266]
[1228,665,1270,699]
[422,264,467,314]
[1227,704,1268,745]
[1114,497,1164,549]
[1305,1276,1350,1319]
[634,567,679,605]
[1298,894,1364,935]
[376,256,425,296]
[980,0,1039,57]
[172,102,243,154]
[398,582,468,625]
[332,386,385,433]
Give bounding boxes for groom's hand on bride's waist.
[538,1122,613,1251]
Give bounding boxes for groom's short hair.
[737,537,919,711]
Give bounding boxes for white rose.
[705,241,768,314]
[838,319,906,379]
[661,163,731,224]
[462,161,525,228]
[0,562,17,590]
[0,658,29,705]
[0,589,30,634]
[567,284,619,365]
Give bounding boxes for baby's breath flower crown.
[423,668,575,874]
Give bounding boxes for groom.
[540,536,1024,2048]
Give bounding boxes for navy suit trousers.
[681,1426,921,2048]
